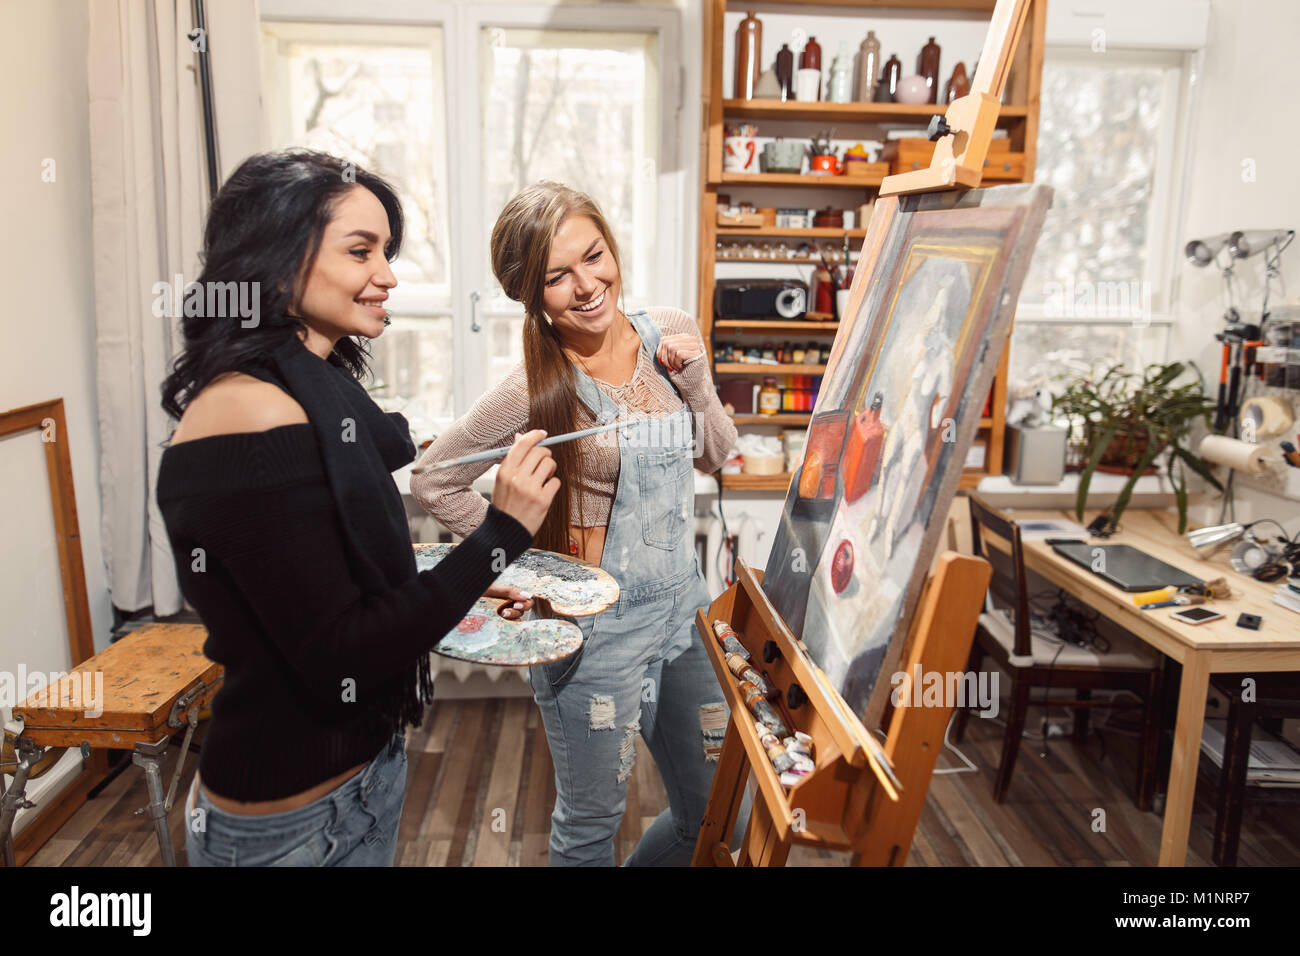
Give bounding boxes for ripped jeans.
[528,564,742,866]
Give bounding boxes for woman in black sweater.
[157,150,559,866]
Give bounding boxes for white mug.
[795,68,821,103]
[723,136,759,173]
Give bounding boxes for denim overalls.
[527,310,740,866]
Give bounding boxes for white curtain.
[87,0,267,615]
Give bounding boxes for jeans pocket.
[637,451,688,551]
[530,614,591,695]
[245,829,334,867]
[201,813,334,868]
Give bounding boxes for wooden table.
[994,508,1300,867]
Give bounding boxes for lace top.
[410,307,737,533]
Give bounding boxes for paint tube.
[768,745,795,774]
[748,697,790,739]
[789,753,815,775]
[725,653,752,679]
[727,656,775,697]
[779,771,804,788]
[713,621,751,661]
[783,733,812,758]
[754,720,779,751]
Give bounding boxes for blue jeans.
[529,566,742,866]
[185,732,407,867]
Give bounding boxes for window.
[477,27,660,387]
[1009,45,1194,395]
[262,22,455,435]
[261,3,681,441]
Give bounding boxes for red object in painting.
[797,409,848,499]
[830,539,854,594]
[458,615,486,633]
[842,392,886,503]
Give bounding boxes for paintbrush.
[411,419,625,474]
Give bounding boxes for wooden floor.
[23,698,1300,867]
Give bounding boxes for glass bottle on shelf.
[877,53,901,102]
[775,43,794,102]
[828,43,853,103]
[919,36,941,104]
[856,30,880,103]
[945,62,970,103]
[759,378,781,416]
[800,35,821,72]
[734,12,763,100]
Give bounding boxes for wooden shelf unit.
[721,98,1028,122]
[731,413,812,425]
[699,0,1046,489]
[717,227,867,239]
[713,319,839,333]
[720,172,885,188]
[721,472,793,491]
[715,363,826,376]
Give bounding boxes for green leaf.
[1076,422,1119,520]
[1172,456,1189,534]
[1173,445,1224,491]
[1111,427,1161,527]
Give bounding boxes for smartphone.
[1170,606,1225,625]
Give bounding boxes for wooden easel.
[880,0,1032,197]
[692,0,1033,866]
[692,555,989,866]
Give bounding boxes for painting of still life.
[763,183,1052,723]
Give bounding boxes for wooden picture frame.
[1,398,107,866]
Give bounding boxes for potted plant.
[1052,361,1222,533]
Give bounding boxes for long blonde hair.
[490,182,624,555]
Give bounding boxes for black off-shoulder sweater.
[156,424,531,801]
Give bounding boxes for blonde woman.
[412,182,743,866]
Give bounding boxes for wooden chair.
[1205,672,1300,866]
[951,495,1165,810]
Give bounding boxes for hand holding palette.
[413,544,620,666]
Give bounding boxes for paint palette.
[432,598,583,666]
[414,543,619,618]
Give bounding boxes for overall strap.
[625,309,684,401]
[571,362,620,425]
[570,309,685,422]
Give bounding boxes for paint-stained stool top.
[13,623,219,748]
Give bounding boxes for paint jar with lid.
[758,377,781,415]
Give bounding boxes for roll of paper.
[1198,434,1278,475]
[1239,396,1295,439]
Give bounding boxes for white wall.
[0,0,112,834]
[0,0,110,646]
[1171,0,1300,535]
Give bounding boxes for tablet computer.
[1050,543,1204,593]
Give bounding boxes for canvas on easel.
[763,183,1052,726]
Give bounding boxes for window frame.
[261,0,685,430]
[1015,44,1196,327]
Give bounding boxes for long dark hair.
[490,182,624,555]
[160,150,404,419]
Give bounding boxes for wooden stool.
[1,623,219,866]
